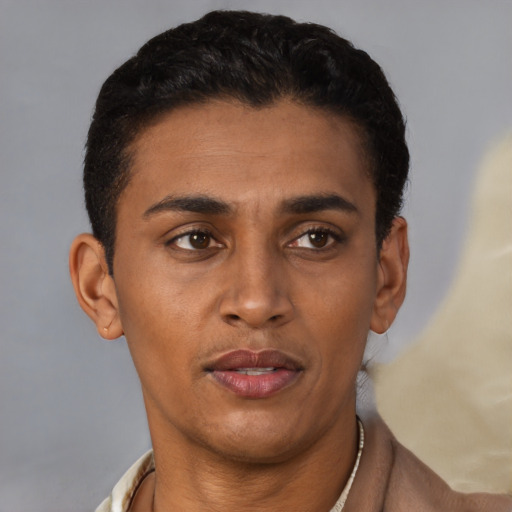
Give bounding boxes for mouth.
[205,349,304,399]
[233,367,278,376]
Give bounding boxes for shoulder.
[346,413,512,512]
[386,422,512,512]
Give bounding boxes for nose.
[218,245,294,329]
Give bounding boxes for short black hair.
[84,10,409,273]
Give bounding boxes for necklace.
[331,417,365,511]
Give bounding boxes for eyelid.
[166,227,223,250]
[162,222,345,252]
[287,225,345,249]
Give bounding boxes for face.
[111,100,387,463]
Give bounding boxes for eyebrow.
[280,194,358,215]
[143,193,358,219]
[143,195,232,218]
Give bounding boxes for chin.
[196,412,316,465]
[207,437,301,465]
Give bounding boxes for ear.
[370,217,409,334]
[69,234,123,340]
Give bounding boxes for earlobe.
[69,234,124,340]
[370,217,409,334]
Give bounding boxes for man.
[69,10,512,511]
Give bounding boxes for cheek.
[114,266,201,379]
[116,245,209,327]
[300,257,377,327]
[298,258,378,370]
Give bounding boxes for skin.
[70,100,408,511]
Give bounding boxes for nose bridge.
[220,234,293,328]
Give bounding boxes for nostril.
[226,314,241,321]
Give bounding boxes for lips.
[205,349,303,399]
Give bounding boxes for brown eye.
[172,230,221,250]
[189,232,210,249]
[308,231,328,248]
[289,228,342,250]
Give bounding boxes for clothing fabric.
[96,413,512,512]
[375,134,512,494]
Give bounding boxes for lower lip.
[210,369,300,398]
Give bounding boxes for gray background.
[1,0,510,510]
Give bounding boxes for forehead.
[122,100,373,213]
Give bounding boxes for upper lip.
[205,349,304,372]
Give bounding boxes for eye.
[289,228,341,249]
[170,230,222,250]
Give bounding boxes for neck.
[139,406,359,512]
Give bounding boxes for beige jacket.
[344,413,512,511]
[96,413,512,512]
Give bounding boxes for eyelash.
[167,229,220,251]
[288,227,344,250]
[166,226,344,252]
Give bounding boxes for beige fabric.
[374,133,512,493]
[95,413,512,512]
[345,413,512,511]
[95,451,154,512]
